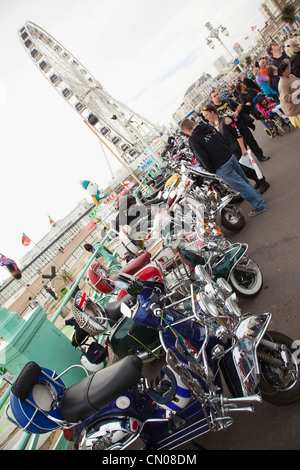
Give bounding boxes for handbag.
[239,150,263,180]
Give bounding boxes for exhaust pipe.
[223,394,262,405]
[222,394,262,413]
[227,406,254,413]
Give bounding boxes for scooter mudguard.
[178,249,205,270]
[110,317,159,359]
[212,244,247,280]
[73,396,211,450]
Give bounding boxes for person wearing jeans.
[216,155,265,213]
[180,118,266,218]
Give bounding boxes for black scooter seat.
[144,197,165,206]
[60,355,143,423]
[143,189,162,201]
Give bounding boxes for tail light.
[63,428,74,442]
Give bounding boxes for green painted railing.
[0,230,122,450]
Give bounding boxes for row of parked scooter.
[68,141,263,363]
[7,139,300,450]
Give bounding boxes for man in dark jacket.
[242,72,261,92]
[235,82,262,120]
[180,119,266,218]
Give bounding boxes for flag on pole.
[48,215,56,227]
[21,233,31,246]
[0,253,22,279]
[0,253,17,267]
[75,291,88,311]
[121,180,134,189]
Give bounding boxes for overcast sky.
[0,0,266,283]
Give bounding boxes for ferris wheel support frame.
[84,121,142,186]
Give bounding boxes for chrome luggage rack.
[6,364,88,431]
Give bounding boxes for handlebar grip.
[127,279,144,297]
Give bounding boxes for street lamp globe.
[220,25,229,36]
[205,21,213,31]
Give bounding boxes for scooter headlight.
[216,277,232,295]
[225,298,242,317]
[195,265,211,284]
[198,292,219,318]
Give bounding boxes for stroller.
[253,94,291,138]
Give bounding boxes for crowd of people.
[205,36,300,127]
[179,37,300,219]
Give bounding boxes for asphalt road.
[190,120,300,450]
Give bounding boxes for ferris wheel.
[18,21,163,171]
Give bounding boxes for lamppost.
[205,22,235,60]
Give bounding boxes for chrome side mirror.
[120,302,132,318]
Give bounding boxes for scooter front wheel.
[257,331,300,406]
[229,256,263,297]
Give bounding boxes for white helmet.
[80,342,108,373]
[80,354,108,372]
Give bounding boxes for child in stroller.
[253,94,291,138]
[256,96,288,121]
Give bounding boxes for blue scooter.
[7,271,300,450]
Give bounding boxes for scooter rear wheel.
[221,208,245,232]
[229,256,263,297]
